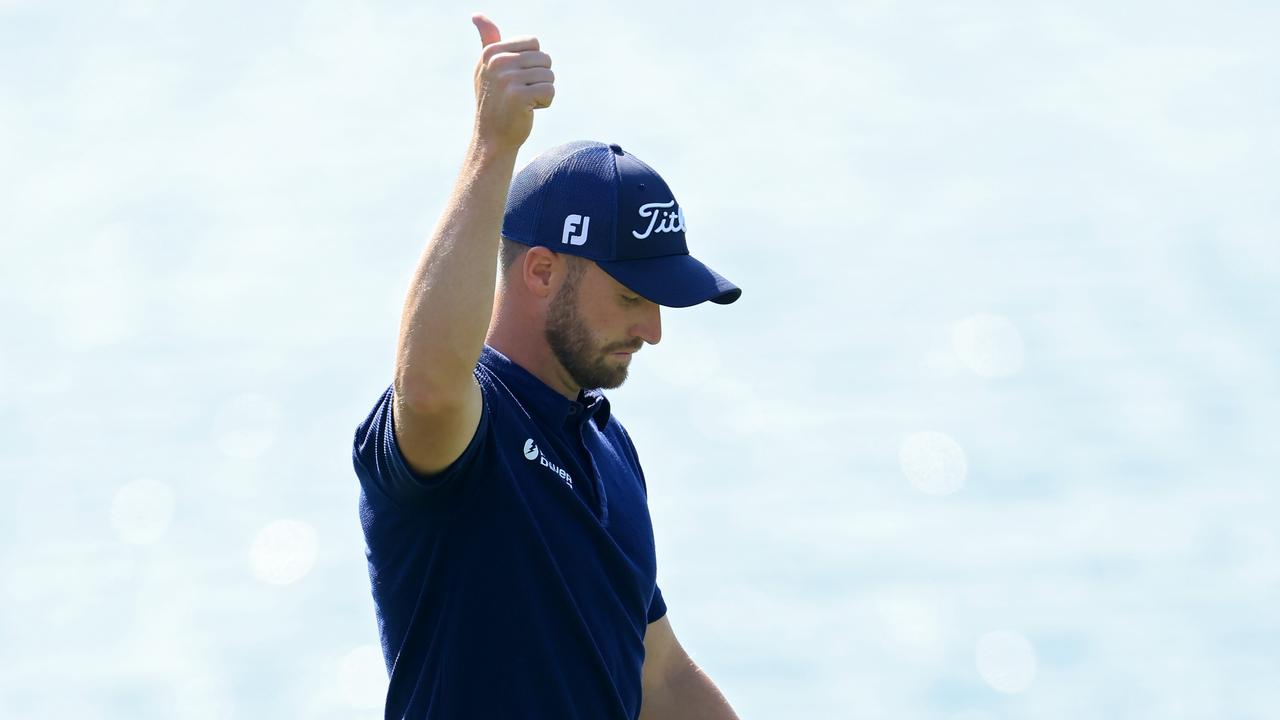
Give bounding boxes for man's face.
[544,260,661,390]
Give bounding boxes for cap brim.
[595,254,741,308]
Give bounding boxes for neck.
[487,299,581,400]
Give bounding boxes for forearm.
[394,17,552,407]
[394,139,517,407]
[639,663,740,720]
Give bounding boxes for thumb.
[472,13,501,47]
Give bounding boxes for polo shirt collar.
[480,345,612,431]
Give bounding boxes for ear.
[522,246,559,299]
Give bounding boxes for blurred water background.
[2,0,1278,718]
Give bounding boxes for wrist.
[467,133,523,167]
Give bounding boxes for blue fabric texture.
[352,345,667,720]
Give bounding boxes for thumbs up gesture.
[471,13,555,153]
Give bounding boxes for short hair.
[499,238,588,285]
[499,237,527,273]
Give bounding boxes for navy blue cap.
[502,141,741,308]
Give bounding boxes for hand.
[470,13,555,153]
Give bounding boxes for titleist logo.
[633,200,685,239]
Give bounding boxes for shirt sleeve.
[351,379,490,505]
[647,582,668,624]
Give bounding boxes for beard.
[545,272,635,390]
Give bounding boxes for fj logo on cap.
[562,214,590,246]
[633,200,685,239]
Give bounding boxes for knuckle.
[502,35,539,50]
[487,52,516,69]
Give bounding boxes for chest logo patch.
[522,438,574,489]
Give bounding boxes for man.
[351,13,742,719]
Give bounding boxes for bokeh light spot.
[899,431,967,495]
[951,313,1025,378]
[975,629,1038,694]
[249,519,318,585]
[339,644,389,709]
[110,478,175,545]
[214,393,281,459]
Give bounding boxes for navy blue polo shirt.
[352,345,667,720]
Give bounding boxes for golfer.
[352,13,741,719]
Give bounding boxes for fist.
[471,13,555,152]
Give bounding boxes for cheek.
[573,295,616,336]
[575,278,633,342]
[566,300,607,347]
[579,312,613,347]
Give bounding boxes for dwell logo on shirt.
[522,438,574,489]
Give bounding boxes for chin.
[595,368,628,390]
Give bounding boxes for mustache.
[604,341,644,354]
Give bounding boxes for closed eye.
[620,294,641,305]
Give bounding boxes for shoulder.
[601,408,639,452]
[598,410,652,490]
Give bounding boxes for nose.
[633,301,662,345]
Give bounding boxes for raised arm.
[393,13,555,475]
